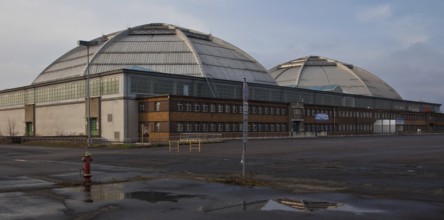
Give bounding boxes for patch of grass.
[211,171,269,187]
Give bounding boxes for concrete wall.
[0,108,25,136]
[101,98,125,141]
[35,102,84,136]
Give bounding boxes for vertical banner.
[241,78,249,178]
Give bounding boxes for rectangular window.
[107,114,113,122]
[155,122,160,132]
[225,123,231,132]
[282,108,287,115]
[186,103,192,111]
[203,123,208,131]
[194,103,200,112]
[194,123,200,132]
[155,102,161,111]
[264,107,269,115]
[225,105,230,113]
[186,123,192,132]
[177,123,183,132]
[210,104,216,112]
[177,102,183,111]
[139,103,145,112]
[218,104,224,113]
[252,106,257,114]
[232,105,237,113]
[218,123,224,131]
[276,108,281,115]
[210,123,216,131]
[202,104,208,112]
[270,107,275,115]
[258,107,263,114]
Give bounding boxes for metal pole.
[86,45,91,148]
[242,78,248,178]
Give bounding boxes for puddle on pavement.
[125,191,197,203]
[278,199,340,212]
[59,183,385,215]
[62,184,198,204]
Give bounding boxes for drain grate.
[278,199,340,212]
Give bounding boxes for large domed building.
[34,23,276,95]
[0,23,442,142]
[268,56,402,100]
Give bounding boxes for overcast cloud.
[0,0,443,110]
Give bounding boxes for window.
[282,108,287,115]
[155,122,160,132]
[139,103,145,112]
[210,123,216,131]
[107,114,113,122]
[232,105,237,113]
[186,103,192,111]
[252,123,257,131]
[258,107,263,114]
[210,104,216,112]
[194,103,200,112]
[186,123,192,132]
[264,107,269,115]
[225,104,230,113]
[270,107,275,115]
[239,105,243,114]
[177,102,183,111]
[218,104,224,113]
[203,123,208,131]
[177,123,183,132]
[194,123,200,132]
[218,123,224,131]
[232,123,237,132]
[155,102,161,111]
[252,106,257,114]
[276,108,281,115]
[225,123,231,132]
[202,104,208,112]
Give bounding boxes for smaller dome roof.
[268,56,402,99]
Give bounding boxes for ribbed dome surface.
[33,23,276,85]
[268,56,402,99]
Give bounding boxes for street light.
[78,40,98,148]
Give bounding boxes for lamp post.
[78,40,98,148]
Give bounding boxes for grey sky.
[0,0,443,109]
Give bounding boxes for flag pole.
[242,78,249,178]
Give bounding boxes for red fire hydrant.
[82,151,92,179]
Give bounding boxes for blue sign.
[315,113,329,121]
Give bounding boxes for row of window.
[0,77,119,107]
[171,122,288,133]
[176,102,287,115]
[304,124,373,132]
[305,108,432,121]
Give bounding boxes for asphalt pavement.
[0,135,443,219]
